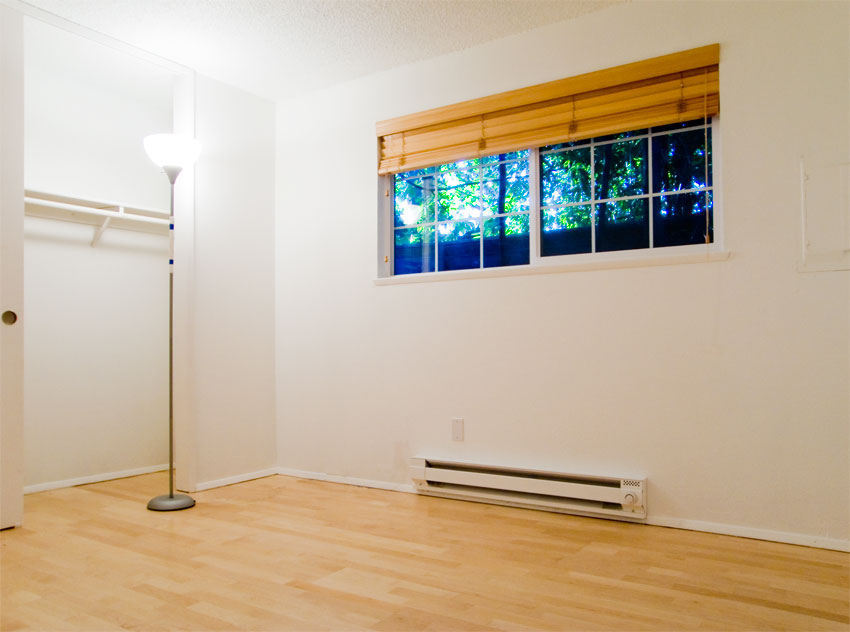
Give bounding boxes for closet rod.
[24,197,169,226]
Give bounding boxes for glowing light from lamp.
[143,133,201,169]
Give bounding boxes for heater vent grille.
[410,458,646,522]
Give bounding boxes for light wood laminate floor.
[1,472,848,631]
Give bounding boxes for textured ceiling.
[22,0,620,102]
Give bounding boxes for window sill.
[374,249,731,285]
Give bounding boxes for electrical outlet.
[452,418,464,441]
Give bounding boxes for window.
[377,45,721,279]
[540,119,713,257]
[389,119,714,276]
[393,152,530,274]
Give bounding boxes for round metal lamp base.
[147,494,195,511]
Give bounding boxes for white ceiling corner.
[21,0,622,102]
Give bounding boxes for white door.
[0,5,25,530]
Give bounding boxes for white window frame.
[376,117,726,284]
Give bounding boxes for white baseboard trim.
[48,464,840,552]
[646,515,850,552]
[276,467,416,494]
[194,468,280,492]
[24,464,168,494]
[274,467,848,552]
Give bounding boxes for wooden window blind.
[376,44,719,175]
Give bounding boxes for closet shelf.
[24,190,170,246]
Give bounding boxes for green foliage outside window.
[391,120,713,274]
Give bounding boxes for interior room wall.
[22,18,174,490]
[275,1,849,548]
[189,74,277,488]
[24,18,174,208]
[23,219,169,489]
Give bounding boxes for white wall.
[22,18,174,489]
[21,16,278,493]
[24,18,174,208]
[186,74,277,488]
[275,1,849,548]
[23,219,169,488]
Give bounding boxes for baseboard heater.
[410,458,646,521]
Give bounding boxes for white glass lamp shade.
[143,134,201,169]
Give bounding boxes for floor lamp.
[143,133,201,512]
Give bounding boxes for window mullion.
[479,164,484,269]
[590,139,596,254]
[434,171,440,272]
[648,129,654,249]
[388,177,395,275]
[529,147,540,265]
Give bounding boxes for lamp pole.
[144,135,200,512]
